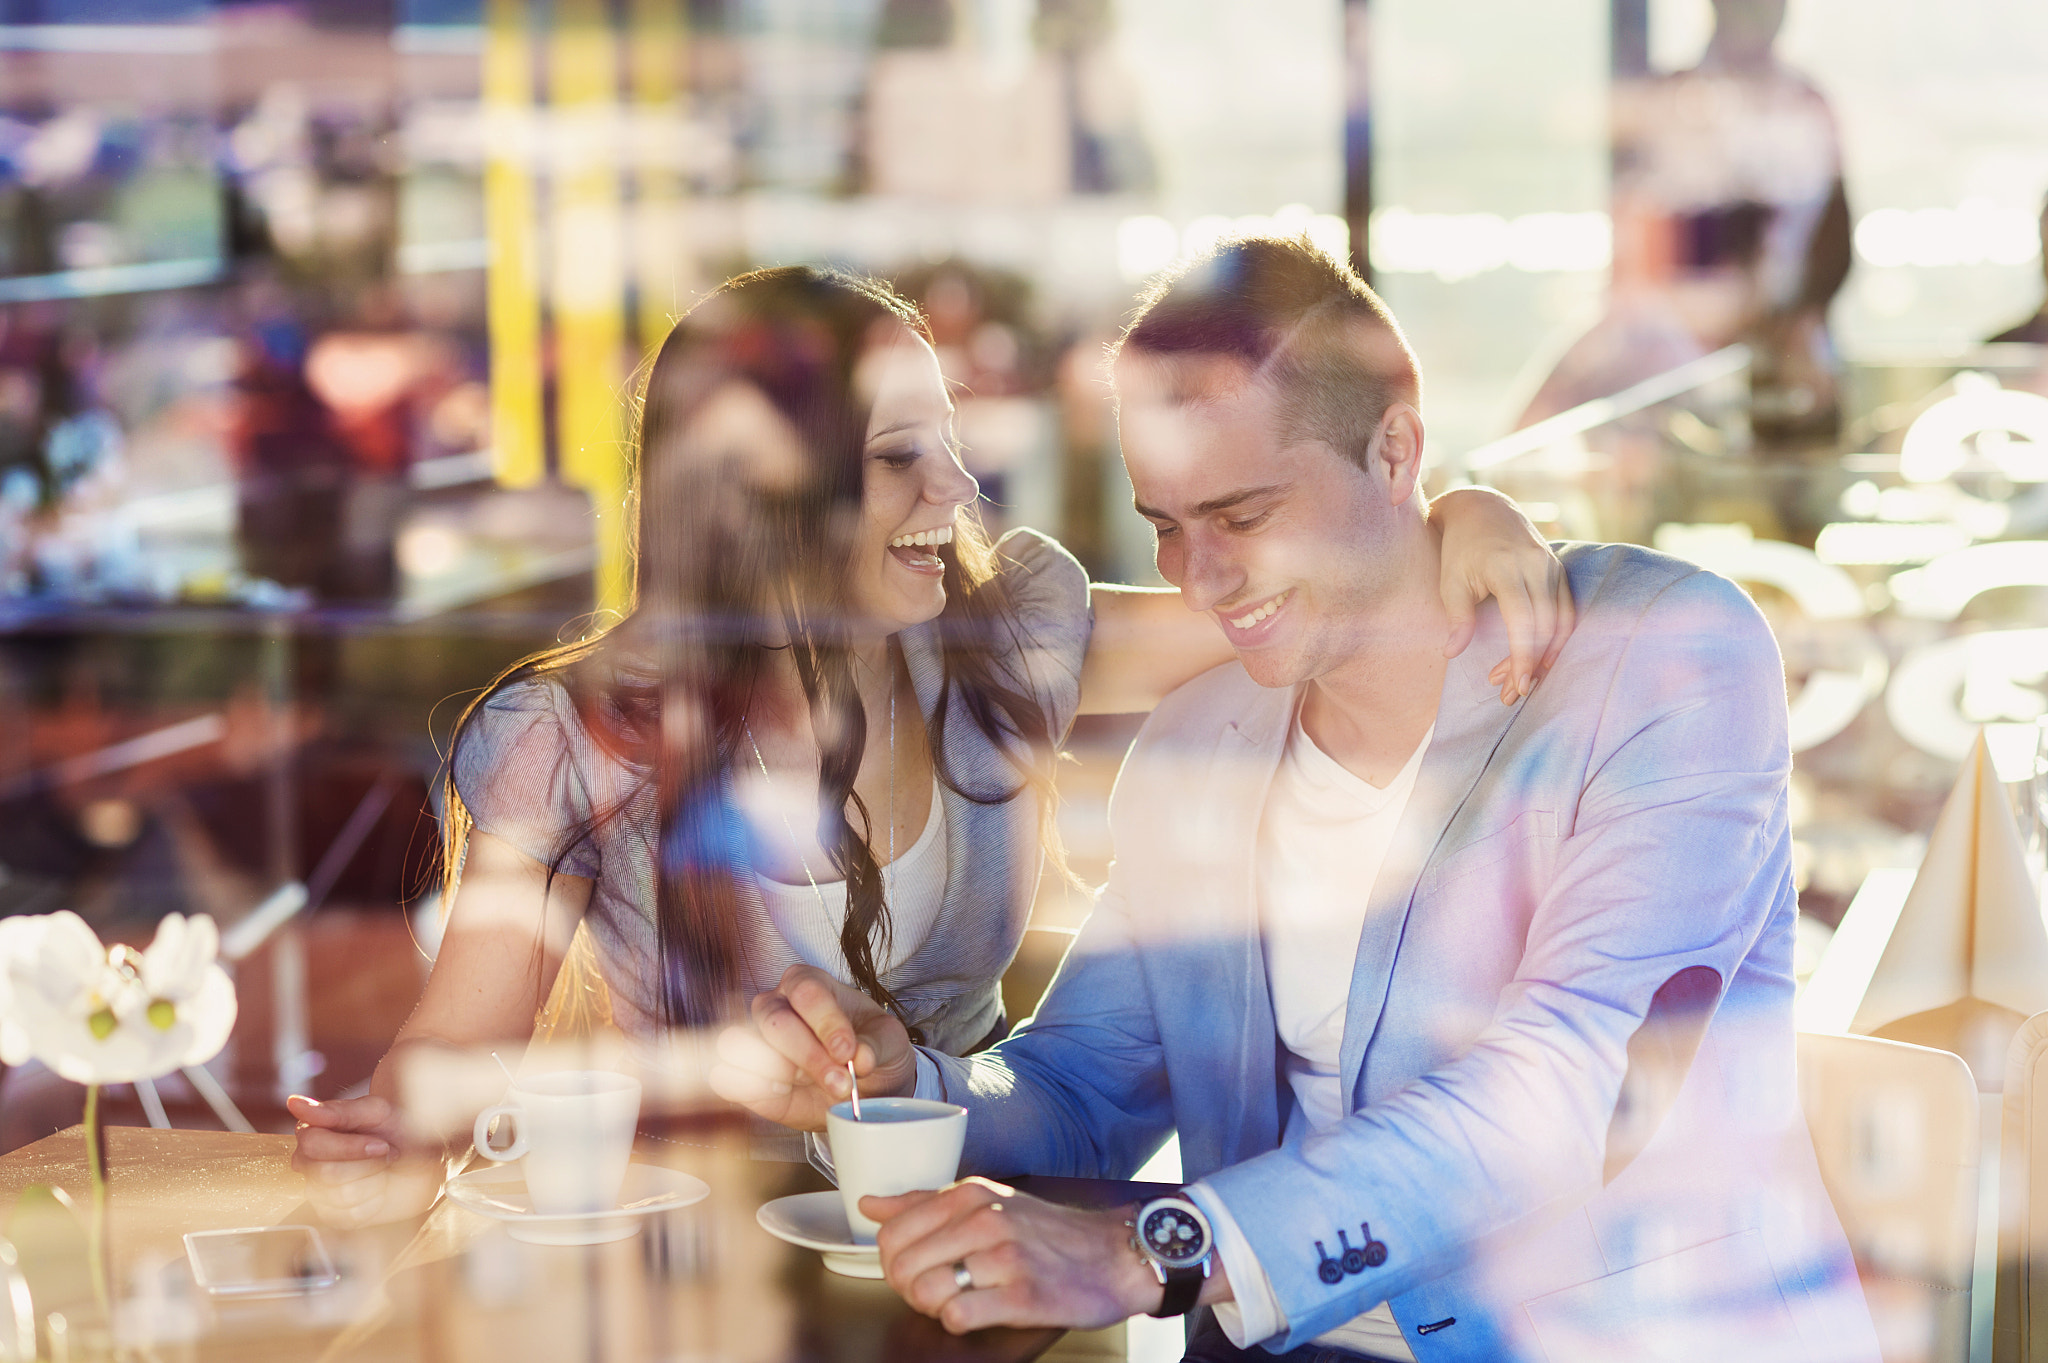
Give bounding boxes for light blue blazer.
[922,544,1881,1362]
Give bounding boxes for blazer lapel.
[1203,686,1293,1165]
[1335,611,1529,1107]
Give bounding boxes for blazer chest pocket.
[1521,1227,1799,1362]
[1425,810,1557,895]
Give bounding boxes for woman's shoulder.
[988,527,1090,635]
[451,673,632,875]
[451,673,639,805]
[460,675,579,757]
[971,527,1093,737]
[451,676,561,791]
[479,673,566,711]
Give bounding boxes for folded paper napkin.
[1848,731,2048,1086]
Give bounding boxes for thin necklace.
[889,668,896,865]
[743,661,897,920]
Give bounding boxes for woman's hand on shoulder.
[1430,485,1576,704]
[709,965,917,1130]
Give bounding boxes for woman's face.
[846,327,979,633]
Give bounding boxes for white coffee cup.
[472,1070,642,1216]
[825,1097,968,1244]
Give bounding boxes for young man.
[714,237,1878,1362]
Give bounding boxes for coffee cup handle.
[473,1103,527,1162]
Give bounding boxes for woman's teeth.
[1229,591,1291,630]
[889,526,955,549]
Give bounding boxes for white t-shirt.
[1193,713,1431,1362]
[753,774,948,982]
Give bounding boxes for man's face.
[1117,353,1404,690]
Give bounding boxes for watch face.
[1139,1202,1209,1269]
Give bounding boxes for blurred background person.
[0,312,140,600]
[228,280,349,602]
[1522,0,1851,466]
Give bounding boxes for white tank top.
[752,775,949,983]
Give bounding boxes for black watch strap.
[1149,1265,1204,1318]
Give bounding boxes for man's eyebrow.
[1133,484,1288,520]
[1188,484,1287,517]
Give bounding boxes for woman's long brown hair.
[439,267,1062,1030]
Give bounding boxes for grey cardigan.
[451,528,1093,1057]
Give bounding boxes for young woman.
[289,266,1571,1223]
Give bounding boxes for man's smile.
[1219,589,1293,639]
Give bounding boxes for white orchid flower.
[0,911,236,1085]
[124,913,237,1076]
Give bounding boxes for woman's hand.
[1429,485,1576,704]
[287,1093,442,1227]
[708,964,918,1130]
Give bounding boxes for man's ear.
[1376,402,1426,508]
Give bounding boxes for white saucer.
[447,1162,710,1246]
[756,1191,884,1278]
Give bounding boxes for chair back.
[1799,1031,1980,1363]
[1995,1010,2048,1361]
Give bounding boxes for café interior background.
[0,0,2045,1142]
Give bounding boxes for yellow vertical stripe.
[551,0,632,613]
[630,0,690,358]
[483,0,544,489]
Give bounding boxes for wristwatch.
[1129,1194,1213,1318]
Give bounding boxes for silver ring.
[952,1261,974,1291]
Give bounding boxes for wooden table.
[0,1125,1166,1363]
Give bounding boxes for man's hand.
[1430,485,1576,704]
[288,1093,441,1227]
[867,1178,1167,1335]
[707,964,917,1130]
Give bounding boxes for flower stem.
[83,1083,111,1323]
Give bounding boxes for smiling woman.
[286,264,1573,1227]
[434,268,1060,1051]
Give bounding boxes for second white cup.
[472,1069,642,1216]
[825,1096,968,1244]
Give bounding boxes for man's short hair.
[1114,235,1422,471]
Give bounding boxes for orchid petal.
[174,967,237,1068]
[0,1017,29,1066]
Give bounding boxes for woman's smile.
[887,524,955,575]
